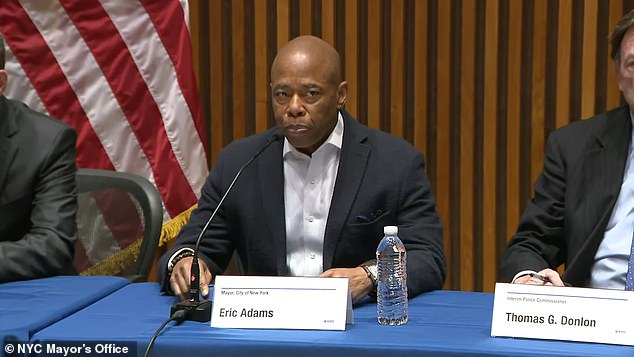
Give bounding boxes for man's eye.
[307,90,320,97]
[275,91,289,97]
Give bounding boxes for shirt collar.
[283,111,344,158]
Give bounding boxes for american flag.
[0,0,208,272]
[0,0,207,218]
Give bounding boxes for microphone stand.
[170,132,282,322]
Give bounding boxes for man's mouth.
[285,124,310,134]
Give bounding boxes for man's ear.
[337,81,348,109]
[0,70,7,96]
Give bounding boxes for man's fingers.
[540,269,565,287]
[320,269,335,278]
[171,257,195,300]
[170,271,188,300]
[200,263,212,297]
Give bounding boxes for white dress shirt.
[283,113,343,276]
[588,115,634,289]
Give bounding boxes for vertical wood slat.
[482,0,499,292]
[413,0,427,155]
[459,0,475,292]
[277,0,290,49]
[299,0,311,35]
[448,0,462,289]
[506,0,522,244]
[495,0,508,268]
[344,0,358,117]
[518,0,533,256]
[531,0,547,191]
[188,0,631,292]
[608,0,624,109]
[390,0,405,137]
[473,0,486,292]
[254,0,269,133]
[207,0,224,163]
[435,0,452,288]
[321,0,334,46]
[581,1,598,119]
[232,0,246,139]
[366,0,381,130]
[556,0,572,129]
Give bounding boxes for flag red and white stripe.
[0,0,208,220]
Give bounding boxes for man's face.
[270,52,346,155]
[617,27,634,108]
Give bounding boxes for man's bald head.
[271,35,342,85]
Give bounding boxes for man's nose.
[287,94,306,117]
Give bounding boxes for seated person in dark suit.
[0,33,78,282]
[499,9,634,290]
[160,35,446,302]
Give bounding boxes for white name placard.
[210,275,353,330]
[491,283,634,346]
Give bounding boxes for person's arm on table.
[158,153,233,300]
[499,133,567,285]
[321,151,446,299]
[392,151,446,297]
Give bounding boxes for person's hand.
[513,268,565,286]
[320,267,373,303]
[169,257,212,301]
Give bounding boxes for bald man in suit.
[160,35,446,303]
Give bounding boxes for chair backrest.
[74,169,163,282]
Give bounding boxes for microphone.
[170,131,283,322]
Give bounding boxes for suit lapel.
[0,97,17,195]
[257,139,288,275]
[322,113,370,269]
[564,107,631,285]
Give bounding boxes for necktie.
[627,233,634,290]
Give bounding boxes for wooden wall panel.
[459,0,475,292]
[188,0,633,292]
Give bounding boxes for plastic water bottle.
[376,225,408,325]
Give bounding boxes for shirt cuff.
[511,270,537,284]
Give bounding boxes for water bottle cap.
[383,225,398,235]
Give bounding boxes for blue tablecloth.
[0,276,128,350]
[31,283,634,356]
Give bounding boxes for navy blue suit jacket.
[159,111,446,297]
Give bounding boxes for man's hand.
[320,267,373,303]
[169,257,212,301]
[513,268,565,286]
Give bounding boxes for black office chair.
[73,169,163,282]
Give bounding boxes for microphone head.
[270,130,284,142]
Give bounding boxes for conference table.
[0,276,128,356]
[31,282,634,356]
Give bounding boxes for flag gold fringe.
[80,204,196,277]
[159,204,196,247]
[80,239,141,277]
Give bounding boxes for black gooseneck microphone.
[170,131,283,322]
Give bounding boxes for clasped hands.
[512,268,566,286]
